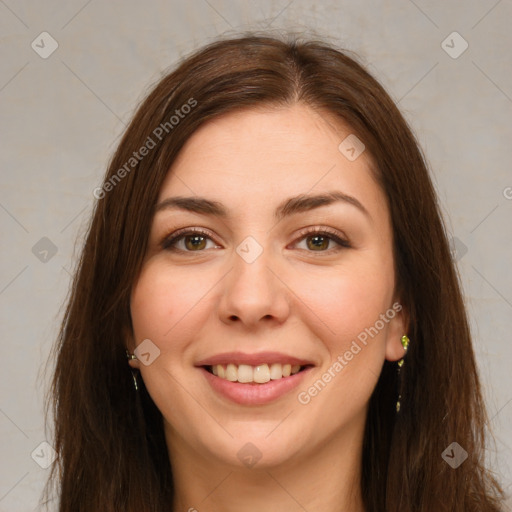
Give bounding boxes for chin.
[198,424,310,470]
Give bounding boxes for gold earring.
[396,335,410,412]
[126,349,137,360]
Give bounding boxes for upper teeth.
[211,363,302,383]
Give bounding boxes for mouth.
[196,352,315,405]
[203,363,313,384]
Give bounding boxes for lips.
[196,351,315,405]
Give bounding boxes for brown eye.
[162,229,218,252]
[183,234,208,251]
[294,228,351,253]
[161,227,350,254]
[305,234,331,251]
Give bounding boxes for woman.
[42,33,506,511]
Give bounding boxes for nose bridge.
[218,235,289,325]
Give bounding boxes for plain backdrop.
[0,1,511,510]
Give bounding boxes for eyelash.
[160,226,351,254]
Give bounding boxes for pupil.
[309,235,327,250]
[187,235,206,250]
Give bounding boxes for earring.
[125,350,139,391]
[131,370,139,391]
[126,350,137,361]
[396,335,410,413]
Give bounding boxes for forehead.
[158,104,387,222]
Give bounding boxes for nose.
[217,244,290,329]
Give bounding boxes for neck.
[166,412,367,512]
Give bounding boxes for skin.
[126,103,407,512]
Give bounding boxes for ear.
[384,300,410,362]
[124,325,141,370]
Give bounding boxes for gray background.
[1,1,511,510]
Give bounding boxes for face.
[127,103,406,469]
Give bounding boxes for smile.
[196,352,315,405]
[206,363,305,383]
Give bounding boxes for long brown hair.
[42,32,506,511]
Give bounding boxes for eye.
[161,228,220,252]
[161,226,350,254]
[293,226,351,252]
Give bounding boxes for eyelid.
[160,226,218,250]
[160,225,351,252]
[293,225,350,249]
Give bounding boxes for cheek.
[290,262,395,431]
[129,263,213,418]
[293,259,394,351]
[130,262,207,349]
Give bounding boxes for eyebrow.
[154,191,370,221]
